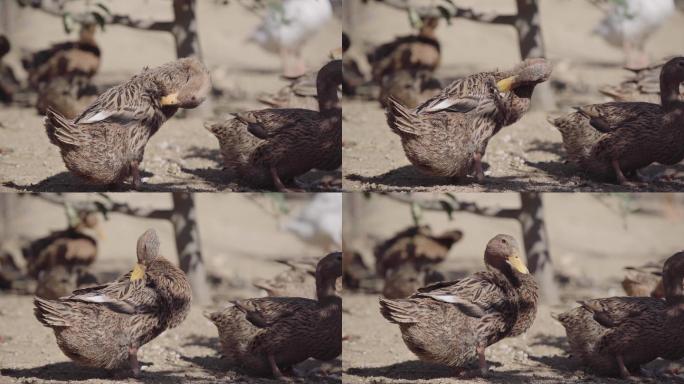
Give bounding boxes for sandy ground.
[0,1,341,192]
[342,0,684,192]
[0,193,341,383]
[342,193,684,383]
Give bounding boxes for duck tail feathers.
[379,297,418,324]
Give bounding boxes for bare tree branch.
[26,1,174,31]
[33,193,173,220]
[384,193,521,219]
[375,0,517,25]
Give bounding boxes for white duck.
[592,0,675,69]
[280,193,341,251]
[249,0,333,77]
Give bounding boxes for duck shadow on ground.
[0,361,192,382]
[345,360,570,383]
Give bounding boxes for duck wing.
[415,73,499,114]
[578,297,660,328]
[66,270,158,314]
[574,102,662,133]
[233,109,317,140]
[234,297,316,328]
[74,78,159,125]
[414,271,511,318]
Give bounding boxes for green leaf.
[410,202,423,226]
[62,12,74,34]
[408,7,422,29]
[436,5,452,24]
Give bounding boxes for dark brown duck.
[205,252,342,379]
[34,229,192,376]
[549,56,684,185]
[45,57,211,189]
[205,60,341,191]
[555,251,684,378]
[387,59,551,182]
[379,234,538,376]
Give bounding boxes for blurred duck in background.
[591,0,675,69]
[249,0,333,77]
[281,193,342,251]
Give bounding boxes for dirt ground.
[0,193,341,383]
[342,193,684,383]
[342,0,684,192]
[0,1,341,192]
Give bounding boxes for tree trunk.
[170,192,210,305]
[514,0,555,110]
[518,192,558,304]
[171,0,202,59]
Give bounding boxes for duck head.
[484,234,529,278]
[659,56,684,109]
[130,229,161,282]
[160,57,211,109]
[316,60,342,114]
[316,251,343,300]
[496,58,552,96]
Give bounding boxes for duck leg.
[270,165,290,192]
[616,354,631,379]
[130,160,142,190]
[267,354,286,379]
[128,343,141,377]
[473,152,485,183]
[476,342,489,376]
[611,159,629,185]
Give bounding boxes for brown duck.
[22,23,100,88]
[24,209,102,278]
[379,69,442,109]
[45,57,211,189]
[622,260,666,298]
[36,76,99,119]
[387,59,552,182]
[367,17,440,84]
[34,229,192,376]
[555,251,684,378]
[205,60,341,191]
[205,252,341,378]
[379,234,538,376]
[258,71,319,111]
[35,265,98,300]
[548,56,684,184]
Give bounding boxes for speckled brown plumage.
[556,251,684,378]
[382,263,444,300]
[205,60,341,191]
[379,70,442,109]
[379,234,538,376]
[44,57,210,188]
[206,252,341,378]
[387,59,552,182]
[549,56,684,184]
[35,265,98,300]
[36,76,98,119]
[33,229,192,376]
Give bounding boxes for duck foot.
[472,152,486,183]
[129,344,141,377]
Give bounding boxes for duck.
[367,16,440,84]
[205,60,341,191]
[554,251,684,378]
[258,70,319,110]
[622,260,665,297]
[44,57,211,189]
[280,193,342,251]
[382,263,444,300]
[0,34,20,104]
[599,57,684,103]
[205,252,342,379]
[548,56,684,185]
[379,69,442,109]
[386,59,552,182]
[591,0,675,69]
[24,209,102,278]
[253,258,317,299]
[249,0,333,78]
[36,76,99,119]
[374,225,463,279]
[22,22,100,88]
[379,234,538,376]
[33,229,192,376]
[35,265,98,300]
